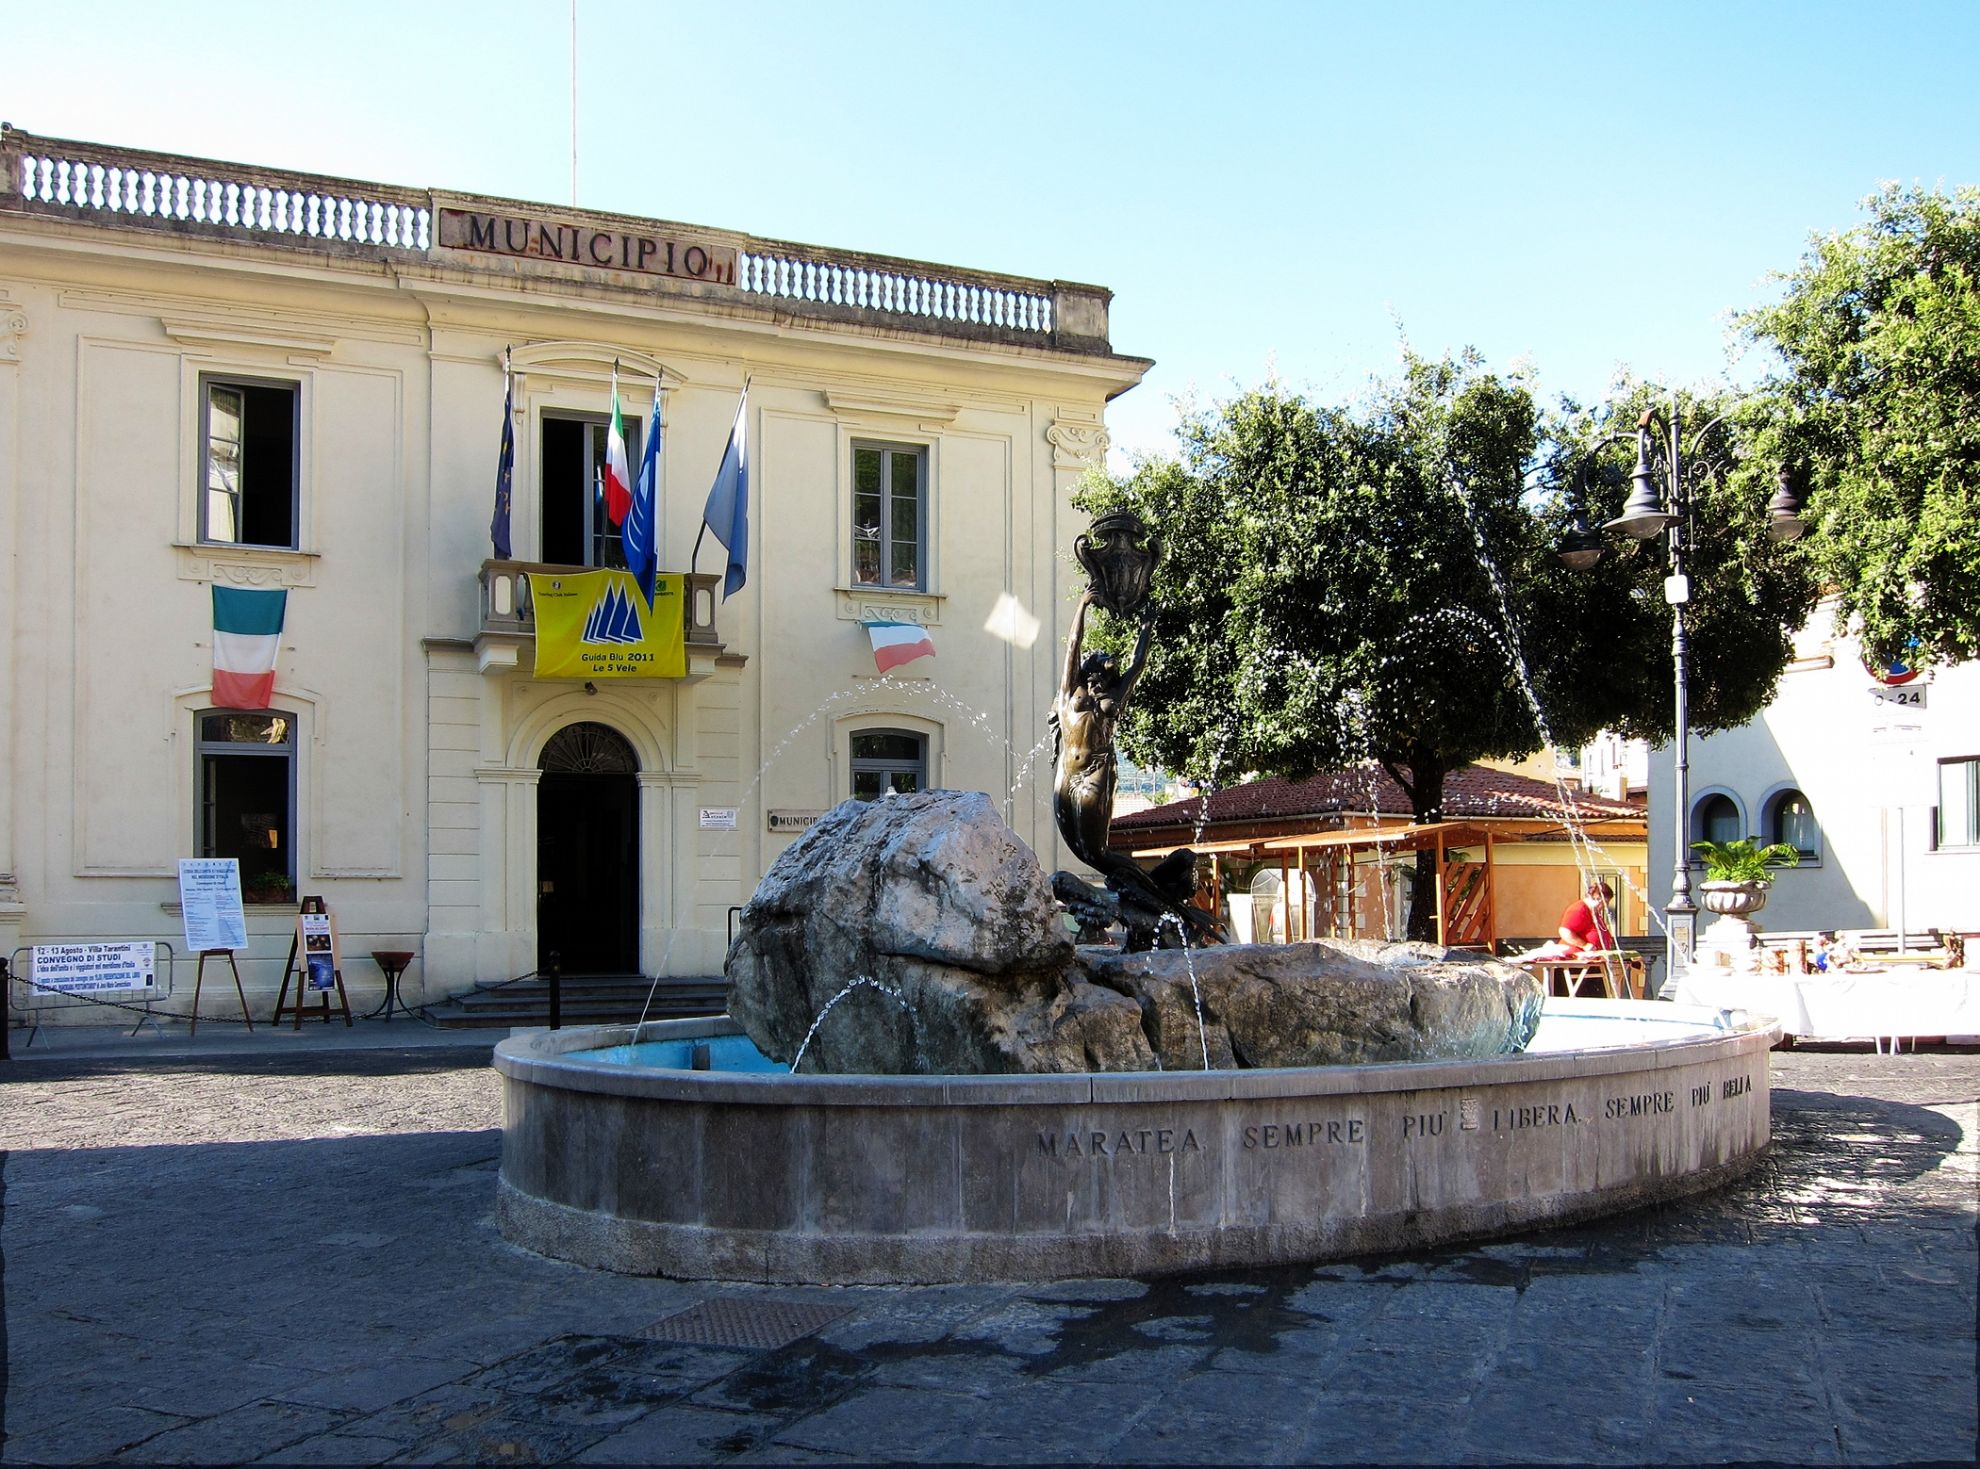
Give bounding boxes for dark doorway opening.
[537,722,640,974]
[540,412,640,570]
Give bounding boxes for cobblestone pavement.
[1,1042,1974,1465]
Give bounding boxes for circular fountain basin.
[493,999,1779,1284]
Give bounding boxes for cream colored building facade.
[0,129,1149,1022]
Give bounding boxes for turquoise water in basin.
[566,1033,786,1071]
[563,1005,1730,1073]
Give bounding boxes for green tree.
[1080,354,1816,939]
[1741,184,1980,668]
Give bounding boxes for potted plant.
[1689,836,1799,917]
[241,871,296,906]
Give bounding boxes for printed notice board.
[178,858,248,952]
[31,941,158,998]
[300,908,340,991]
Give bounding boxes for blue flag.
[490,355,514,560]
[701,386,749,599]
[624,377,662,607]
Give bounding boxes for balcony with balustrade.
[476,564,725,678]
[1,126,1125,357]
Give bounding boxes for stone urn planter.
[1699,879,1770,918]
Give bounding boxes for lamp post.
[1559,396,1807,986]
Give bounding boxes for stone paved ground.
[0,1041,1974,1465]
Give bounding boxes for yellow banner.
[529,570,687,679]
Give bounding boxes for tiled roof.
[1110,764,1642,836]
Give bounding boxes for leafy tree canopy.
[1740,184,1980,668]
[1077,353,1818,821]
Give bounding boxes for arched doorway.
[537,722,639,974]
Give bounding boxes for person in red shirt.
[1557,880,1616,955]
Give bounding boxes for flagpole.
[569,0,579,206]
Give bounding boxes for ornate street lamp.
[1558,398,1808,985]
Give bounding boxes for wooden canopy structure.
[1112,765,1647,950]
[1128,820,1503,947]
[1128,816,1645,950]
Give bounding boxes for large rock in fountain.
[727,790,1542,1074]
[726,789,1149,1073]
[1080,939,1542,1069]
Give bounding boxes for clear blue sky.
[10,1,1977,463]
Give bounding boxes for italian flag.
[212,586,288,710]
[864,619,935,673]
[603,366,632,526]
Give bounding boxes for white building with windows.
[0,128,1149,1022]
[1646,599,1980,940]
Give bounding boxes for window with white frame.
[201,376,299,548]
[850,729,926,800]
[196,710,296,900]
[852,442,926,589]
[1937,757,1979,848]
[1765,788,1821,861]
[540,411,643,569]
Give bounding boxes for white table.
[1673,967,1980,1048]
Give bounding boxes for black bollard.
[0,957,10,1061]
[548,950,562,1031]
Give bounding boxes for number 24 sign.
[1868,684,1927,709]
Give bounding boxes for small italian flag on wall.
[863,619,935,673]
[211,586,288,709]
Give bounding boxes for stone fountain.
[493,512,1779,1283]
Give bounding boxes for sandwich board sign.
[299,906,339,991]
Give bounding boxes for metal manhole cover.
[641,1297,850,1350]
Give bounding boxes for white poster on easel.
[178,858,248,952]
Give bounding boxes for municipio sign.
[438,209,737,285]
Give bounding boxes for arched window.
[540,721,638,774]
[850,729,926,799]
[1692,793,1742,849]
[1765,788,1820,861]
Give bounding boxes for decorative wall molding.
[1047,419,1110,471]
[175,543,321,587]
[0,298,25,364]
[835,588,944,626]
[822,387,961,427]
[508,340,680,391]
[56,287,420,346]
[159,316,338,357]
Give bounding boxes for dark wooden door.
[537,724,640,974]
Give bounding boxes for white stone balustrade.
[10,148,431,249]
[737,250,1053,334]
[2,127,1105,350]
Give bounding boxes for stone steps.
[423,974,729,1030]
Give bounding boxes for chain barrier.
[6,959,553,1031]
